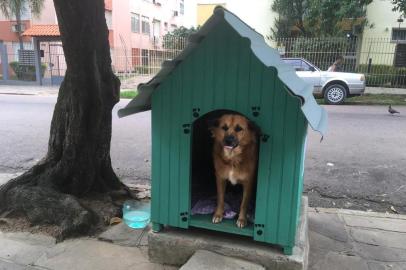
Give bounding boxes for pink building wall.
[1,0,188,73]
[111,0,187,72]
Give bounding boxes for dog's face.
[210,114,257,153]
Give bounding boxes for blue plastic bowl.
[122,200,150,229]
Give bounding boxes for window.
[282,59,314,71]
[170,24,177,31]
[153,20,161,37]
[180,0,184,15]
[142,16,150,34]
[131,13,140,33]
[132,48,141,66]
[392,29,406,41]
[395,44,406,67]
[164,22,168,32]
[299,60,313,71]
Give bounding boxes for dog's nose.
[224,135,236,146]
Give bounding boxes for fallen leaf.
[110,217,122,225]
[390,206,398,214]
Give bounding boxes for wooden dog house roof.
[118,6,327,135]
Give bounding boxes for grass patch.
[120,90,138,99]
[317,94,406,105]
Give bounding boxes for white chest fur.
[228,169,238,185]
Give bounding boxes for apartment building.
[0,0,190,81]
[111,0,188,72]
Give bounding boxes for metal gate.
[42,43,66,85]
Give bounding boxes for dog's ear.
[207,118,219,136]
[248,120,261,135]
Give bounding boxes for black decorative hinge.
[251,106,260,117]
[255,224,265,236]
[180,212,188,222]
[182,124,190,134]
[192,108,201,118]
[261,134,270,142]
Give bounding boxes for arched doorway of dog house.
[189,109,260,236]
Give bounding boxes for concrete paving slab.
[311,252,368,270]
[342,215,406,233]
[352,242,406,262]
[98,223,149,247]
[3,232,56,247]
[308,212,348,242]
[148,197,308,270]
[308,208,406,270]
[34,239,159,270]
[350,227,406,250]
[0,259,40,270]
[180,250,265,270]
[307,231,354,270]
[367,261,406,270]
[0,233,52,266]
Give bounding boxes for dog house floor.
[190,214,254,237]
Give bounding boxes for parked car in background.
[282,58,366,104]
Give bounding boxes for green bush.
[9,61,46,81]
[356,64,406,87]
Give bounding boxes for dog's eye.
[222,125,229,131]
[235,125,243,132]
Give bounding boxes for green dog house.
[118,7,327,255]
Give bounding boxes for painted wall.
[0,21,31,43]
[127,0,187,50]
[363,0,403,39]
[196,0,276,39]
[360,0,403,65]
[30,0,57,25]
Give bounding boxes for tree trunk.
[0,0,127,238]
[15,6,24,51]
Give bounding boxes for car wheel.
[323,84,347,105]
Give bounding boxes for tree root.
[0,166,134,239]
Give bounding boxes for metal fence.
[0,41,66,85]
[271,37,406,88]
[3,36,405,89]
[0,42,37,82]
[112,36,187,88]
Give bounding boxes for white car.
[282,58,366,104]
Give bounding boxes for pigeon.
[388,105,400,115]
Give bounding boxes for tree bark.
[15,8,24,51]
[0,0,127,238]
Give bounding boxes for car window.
[282,59,303,71]
[300,61,313,71]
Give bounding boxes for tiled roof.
[22,25,60,37]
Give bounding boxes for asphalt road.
[1,95,405,213]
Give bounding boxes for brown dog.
[210,114,258,228]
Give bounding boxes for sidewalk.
[365,86,406,95]
[308,208,406,270]
[0,208,405,270]
[0,84,59,96]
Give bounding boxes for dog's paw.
[212,214,223,224]
[236,218,247,228]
